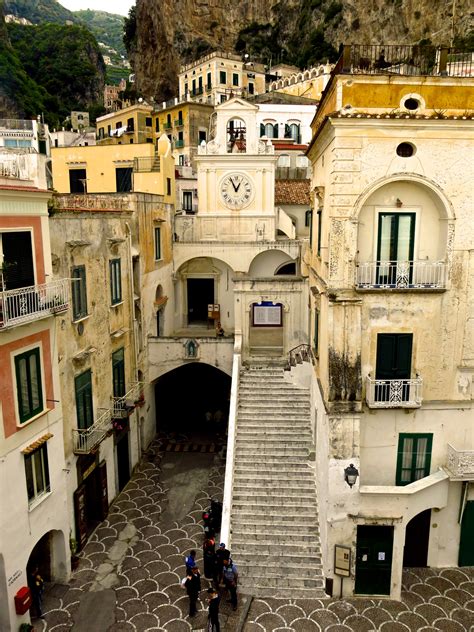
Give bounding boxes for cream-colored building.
[268,63,333,101]
[0,150,70,630]
[178,51,266,105]
[50,136,175,552]
[96,103,154,145]
[306,44,474,599]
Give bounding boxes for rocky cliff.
[131,0,473,101]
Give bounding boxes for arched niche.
[248,250,295,278]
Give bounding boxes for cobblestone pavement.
[36,434,474,631]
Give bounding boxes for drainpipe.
[125,221,141,457]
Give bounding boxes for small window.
[127,117,134,131]
[305,209,312,227]
[313,309,319,356]
[219,71,227,84]
[110,259,122,305]
[15,348,43,423]
[220,95,227,103]
[277,154,290,167]
[25,443,50,504]
[248,82,254,95]
[403,98,420,111]
[198,130,207,143]
[232,73,239,86]
[154,226,162,260]
[145,117,152,127]
[207,72,212,89]
[396,142,415,157]
[166,178,171,196]
[155,118,160,132]
[54,139,58,147]
[71,265,87,320]
[316,209,322,256]
[396,434,432,485]
[296,155,309,168]
[75,370,93,429]
[146,138,153,143]
[112,348,125,398]
[116,121,123,129]
[183,191,193,211]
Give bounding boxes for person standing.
[185,566,201,618]
[222,558,238,610]
[28,565,44,619]
[215,542,230,586]
[207,587,221,632]
[203,536,216,580]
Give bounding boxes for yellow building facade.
[96,103,154,145]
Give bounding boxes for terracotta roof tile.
[275,179,311,206]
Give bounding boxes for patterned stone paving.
[244,567,474,631]
[35,433,474,631]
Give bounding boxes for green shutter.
[112,348,126,398]
[396,434,433,486]
[75,370,93,429]
[15,348,43,423]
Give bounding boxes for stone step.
[235,448,310,457]
[236,431,312,441]
[231,503,318,517]
[233,480,315,491]
[237,415,311,423]
[239,575,324,590]
[239,387,309,396]
[235,455,311,465]
[235,437,311,446]
[231,541,321,556]
[234,472,315,482]
[242,585,327,599]
[232,516,318,529]
[234,468,314,477]
[232,523,318,537]
[233,495,315,506]
[235,552,322,566]
[239,400,310,408]
[238,565,323,579]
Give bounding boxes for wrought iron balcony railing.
[72,408,112,454]
[174,139,184,148]
[174,118,184,127]
[0,279,69,329]
[366,375,422,408]
[112,382,144,419]
[356,261,447,290]
[446,444,474,479]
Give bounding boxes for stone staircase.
[230,364,325,598]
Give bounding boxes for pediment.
[215,97,258,112]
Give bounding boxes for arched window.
[264,122,278,138]
[227,117,246,152]
[275,262,296,275]
[287,123,300,142]
[296,155,309,168]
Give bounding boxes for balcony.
[366,375,423,408]
[72,408,112,454]
[174,118,184,127]
[356,261,447,290]
[163,122,172,130]
[112,382,144,419]
[446,444,474,480]
[0,279,69,329]
[133,156,160,172]
[174,139,184,148]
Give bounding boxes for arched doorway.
[154,362,231,440]
[27,530,67,585]
[403,509,431,567]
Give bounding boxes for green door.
[376,212,415,285]
[355,525,394,595]
[459,500,474,566]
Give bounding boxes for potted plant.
[19,624,34,632]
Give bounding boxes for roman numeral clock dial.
[220,173,254,209]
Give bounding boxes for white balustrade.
[72,408,112,454]
[0,278,69,329]
[356,261,447,289]
[447,444,474,479]
[366,376,423,408]
[112,382,144,418]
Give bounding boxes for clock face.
[220,173,253,209]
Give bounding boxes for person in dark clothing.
[203,536,216,579]
[207,587,221,632]
[222,558,238,610]
[185,566,201,617]
[215,542,230,586]
[28,566,44,619]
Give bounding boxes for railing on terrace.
[174,139,184,148]
[0,279,69,329]
[112,382,144,419]
[366,375,422,408]
[446,444,474,479]
[337,44,473,77]
[73,408,112,454]
[356,261,447,289]
[285,343,313,371]
[174,119,184,127]
[0,119,34,130]
[133,156,160,172]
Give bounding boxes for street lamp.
[344,463,359,488]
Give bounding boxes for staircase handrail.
[287,343,313,369]
[220,334,242,547]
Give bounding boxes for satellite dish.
[138,97,143,103]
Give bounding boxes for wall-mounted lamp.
[344,463,359,488]
[396,198,403,208]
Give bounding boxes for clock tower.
[194,98,277,241]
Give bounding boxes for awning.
[21,433,54,454]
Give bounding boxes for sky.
[58,0,135,17]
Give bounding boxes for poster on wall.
[252,302,283,327]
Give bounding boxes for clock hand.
[230,177,238,192]
[235,181,241,192]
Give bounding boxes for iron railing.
[0,279,69,329]
[112,382,144,419]
[72,408,112,454]
[174,139,184,148]
[366,376,422,408]
[174,119,184,127]
[446,444,474,478]
[286,343,313,370]
[0,118,34,130]
[337,45,473,77]
[356,261,447,289]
